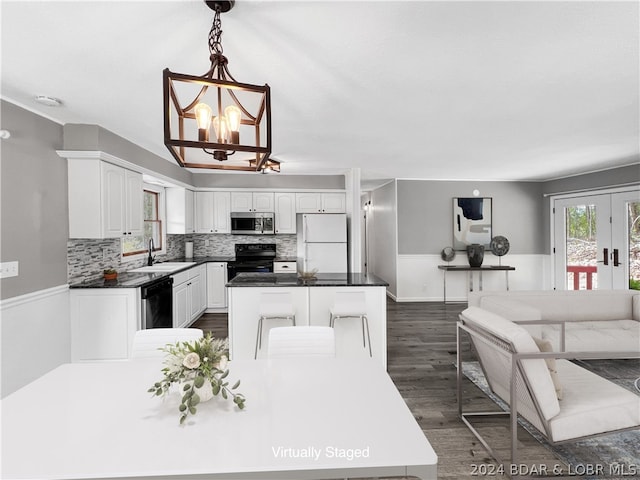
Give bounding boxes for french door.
[553,189,640,290]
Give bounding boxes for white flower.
[216,355,228,371]
[183,352,201,370]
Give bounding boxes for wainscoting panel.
[0,285,70,398]
[396,254,549,302]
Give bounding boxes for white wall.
[369,181,398,297]
[0,286,70,398]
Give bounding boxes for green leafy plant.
[630,278,640,291]
[148,333,245,424]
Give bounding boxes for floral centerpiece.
[148,333,245,424]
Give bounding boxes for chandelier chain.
[208,6,224,55]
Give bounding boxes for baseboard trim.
[0,284,69,310]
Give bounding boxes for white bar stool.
[255,292,296,359]
[329,291,372,357]
[131,328,204,359]
[268,326,336,359]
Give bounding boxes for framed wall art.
[452,197,492,250]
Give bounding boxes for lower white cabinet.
[206,262,228,310]
[70,288,140,362]
[173,265,207,328]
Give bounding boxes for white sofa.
[467,290,640,355]
[457,304,640,467]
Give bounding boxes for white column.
[345,168,362,273]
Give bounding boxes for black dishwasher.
[141,277,173,329]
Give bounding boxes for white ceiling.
[2,0,639,185]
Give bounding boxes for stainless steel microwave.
[230,212,275,235]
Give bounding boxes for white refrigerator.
[297,214,348,273]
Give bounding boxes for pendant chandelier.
[163,0,279,173]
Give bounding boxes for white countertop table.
[1,358,437,480]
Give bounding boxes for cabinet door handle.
[613,248,620,267]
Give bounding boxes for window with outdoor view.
[144,190,162,251]
[122,190,163,256]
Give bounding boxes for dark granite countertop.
[226,272,389,287]
[69,256,235,289]
[274,257,297,262]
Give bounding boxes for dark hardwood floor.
[192,301,568,479]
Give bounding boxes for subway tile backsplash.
[68,234,297,283]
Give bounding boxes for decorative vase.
[467,244,484,267]
[194,380,214,403]
[103,272,117,281]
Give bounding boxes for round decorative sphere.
[490,236,510,257]
[440,247,456,262]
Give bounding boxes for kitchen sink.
[129,262,197,273]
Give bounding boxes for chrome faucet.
[147,238,155,266]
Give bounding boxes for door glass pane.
[565,204,597,290]
[628,201,640,290]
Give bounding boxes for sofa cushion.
[460,307,561,425]
[634,295,640,322]
[542,319,640,354]
[548,360,640,442]
[532,336,563,400]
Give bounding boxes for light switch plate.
[0,261,19,278]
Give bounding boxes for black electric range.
[227,243,276,280]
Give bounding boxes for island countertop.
[226,272,389,288]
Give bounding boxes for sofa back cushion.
[478,296,543,337]
[472,291,638,323]
[461,307,561,430]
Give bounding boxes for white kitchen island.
[227,273,389,367]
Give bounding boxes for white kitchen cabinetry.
[213,191,231,233]
[274,192,297,234]
[273,261,297,273]
[196,191,230,233]
[206,262,228,310]
[295,193,346,213]
[124,169,144,237]
[195,191,215,233]
[173,265,207,328]
[231,192,274,212]
[70,288,140,361]
[67,159,143,238]
[166,188,195,234]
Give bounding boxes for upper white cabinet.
[68,158,143,238]
[124,170,144,237]
[195,191,215,233]
[166,188,195,234]
[274,192,297,234]
[195,191,231,233]
[295,192,346,213]
[213,191,231,233]
[231,192,274,212]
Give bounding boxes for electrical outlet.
[205,239,210,247]
[0,261,19,278]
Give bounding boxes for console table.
[438,265,515,303]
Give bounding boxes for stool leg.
[329,313,335,328]
[363,315,372,357]
[255,317,263,359]
[292,315,296,327]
